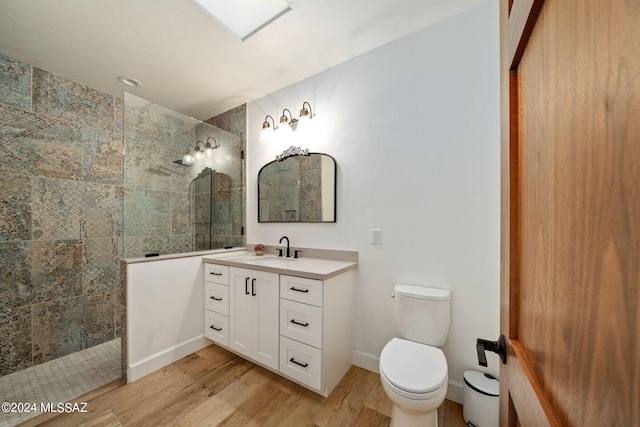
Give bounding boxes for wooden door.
[500,0,639,426]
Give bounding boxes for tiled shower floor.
[0,338,121,426]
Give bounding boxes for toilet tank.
[394,284,450,346]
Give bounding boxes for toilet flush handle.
[476,335,507,366]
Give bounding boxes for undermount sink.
[245,256,299,267]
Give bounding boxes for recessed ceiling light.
[192,0,291,41]
[117,76,142,87]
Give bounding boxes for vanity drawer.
[205,263,229,285]
[205,283,229,316]
[205,310,229,347]
[280,336,322,390]
[280,275,323,307]
[280,299,323,349]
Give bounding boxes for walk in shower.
[0,60,244,425]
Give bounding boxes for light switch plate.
[371,229,382,244]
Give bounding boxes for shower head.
[173,159,194,167]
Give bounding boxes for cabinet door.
[229,267,252,358]
[252,270,279,370]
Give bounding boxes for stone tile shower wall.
[123,97,244,256]
[205,104,246,248]
[0,53,123,375]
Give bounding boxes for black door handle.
[245,277,249,295]
[251,278,256,296]
[476,335,507,366]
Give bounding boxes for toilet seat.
[380,338,448,399]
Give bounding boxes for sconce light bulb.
[182,152,194,165]
[278,117,292,133]
[194,150,204,160]
[204,142,213,156]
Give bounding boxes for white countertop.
[202,253,357,280]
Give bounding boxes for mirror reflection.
[123,93,244,257]
[258,153,336,222]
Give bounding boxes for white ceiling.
[0,0,486,120]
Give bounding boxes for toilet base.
[390,404,438,427]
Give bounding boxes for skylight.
[192,0,291,41]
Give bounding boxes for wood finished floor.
[21,344,467,427]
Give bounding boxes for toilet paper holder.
[476,335,507,366]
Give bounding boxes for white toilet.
[379,284,451,427]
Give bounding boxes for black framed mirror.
[258,152,336,222]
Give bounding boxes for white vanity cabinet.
[229,267,280,370]
[279,272,354,397]
[203,253,356,398]
[204,263,230,346]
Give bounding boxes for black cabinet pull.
[252,278,256,296]
[210,325,222,331]
[289,357,308,368]
[245,277,250,295]
[290,287,309,293]
[209,296,222,301]
[290,319,309,327]
[209,271,222,276]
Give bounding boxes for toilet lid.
[380,338,448,394]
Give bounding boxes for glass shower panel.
[122,93,243,258]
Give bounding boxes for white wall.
[246,0,500,402]
[126,255,209,382]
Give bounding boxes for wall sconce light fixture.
[277,109,295,134]
[261,102,314,144]
[260,115,276,143]
[175,137,220,166]
[299,101,312,121]
[205,137,219,155]
[296,101,313,133]
[178,145,194,166]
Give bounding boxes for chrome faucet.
[279,236,290,258]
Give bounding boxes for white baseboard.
[446,379,464,404]
[352,349,464,405]
[127,335,209,383]
[353,349,381,373]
